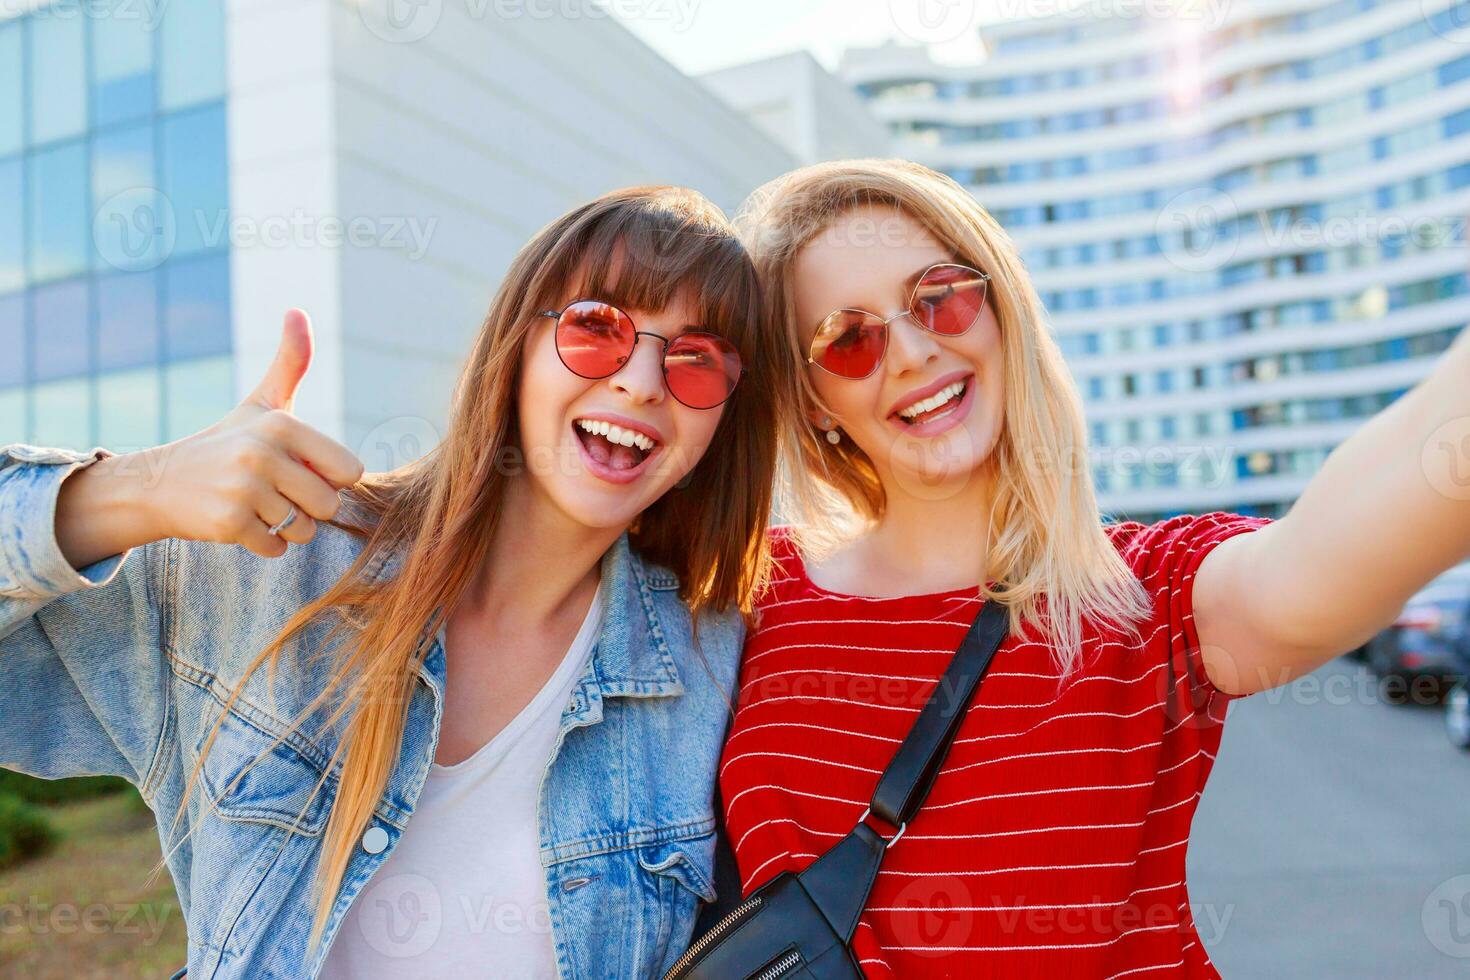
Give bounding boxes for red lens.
[811,310,886,379]
[911,264,988,335]
[664,332,742,409]
[555,301,635,378]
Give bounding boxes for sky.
[605,0,1037,76]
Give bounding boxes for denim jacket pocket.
[188,705,336,968]
[636,833,719,904]
[637,830,720,975]
[196,707,333,838]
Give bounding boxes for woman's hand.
[55,309,366,567]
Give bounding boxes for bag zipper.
[662,894,764,978]
[752,950,802,980]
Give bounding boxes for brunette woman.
[0,186,777,979]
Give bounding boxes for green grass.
[0,789,187,979]
[0,793,55,871]
[0,771,133,806]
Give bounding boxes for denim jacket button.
[361,826,389,854]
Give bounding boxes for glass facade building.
[843,0,1470,521]
[1,0,231,452]
[2,0,799,464]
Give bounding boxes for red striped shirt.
[719,512,1274,979]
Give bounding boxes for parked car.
[1363,561,1470,705]
[1446,673,1470,752]
[1445,623,1470,751]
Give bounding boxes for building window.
[92,3,157,128]
[31,277,90,382]
[159,0,227,111]
[164,252,231,361]
[28,140,90,283]
[28,12,87,146]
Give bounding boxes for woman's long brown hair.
[151,186,779,960]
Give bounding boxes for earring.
[826,428,841,445]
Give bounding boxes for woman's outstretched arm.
[1192,327,1470,696]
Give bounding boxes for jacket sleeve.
[0,442,174,790]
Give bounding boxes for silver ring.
[856,806,906,849]
[267,504,298,536]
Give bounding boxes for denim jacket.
[0,443,745,979]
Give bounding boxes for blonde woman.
[714,159,1470,977]
[0,187,778,979]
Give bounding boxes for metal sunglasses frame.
[807,263,992,381]
[539,300,747,410]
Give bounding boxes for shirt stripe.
[719,512,1272,979]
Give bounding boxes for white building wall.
[227,0,347,443]
[226,0,795,462]
[700,51,890,165]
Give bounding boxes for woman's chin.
[551,480,672,532]
[885,434,995,497]
[888,458,986,496]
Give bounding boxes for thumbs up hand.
[147,309,366,557]
[244,306,314,414]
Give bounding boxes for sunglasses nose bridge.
[883,309,944,370]
[608,331,669,398]
[881,308,919,329]
[630,330,671,352]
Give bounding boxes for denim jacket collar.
[369,529,685,704]
[2,443,745,980]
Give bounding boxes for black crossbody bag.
[663,586,1010,980]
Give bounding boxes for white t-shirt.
[319,577,605,979]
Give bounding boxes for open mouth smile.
[572,416,664,485]
[888,372,976,437]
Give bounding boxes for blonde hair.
[735,158,1152,676]
[150,186,778,962]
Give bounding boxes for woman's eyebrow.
[834,262,942,311]
[900,261,944,292]
[642,323,704,339]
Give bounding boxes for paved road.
[1188,657,1470,978]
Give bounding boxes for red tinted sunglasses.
[808,263,991,380]
[540,300,745,410]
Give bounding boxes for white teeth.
[897,380,966,419]
[575,419,657,452]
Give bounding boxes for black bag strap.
[795,587,1010,941]
[869,586,1010,827]
[695,786,746,930]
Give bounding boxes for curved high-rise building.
[843,0,1470,521]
